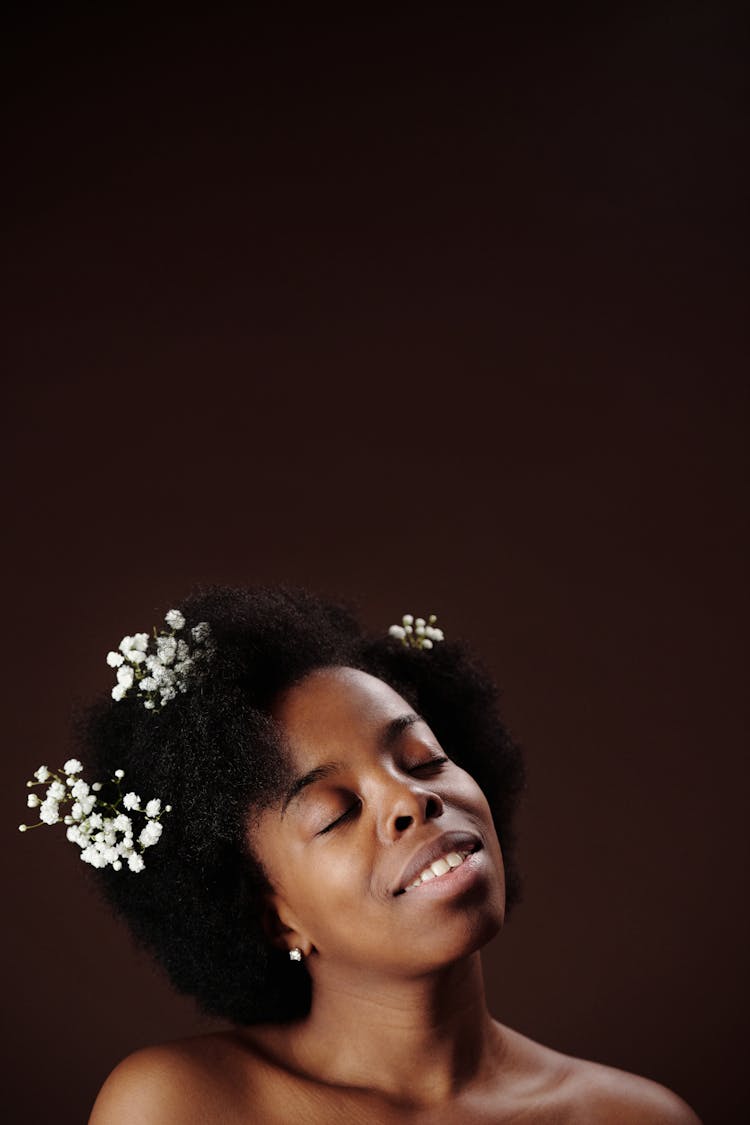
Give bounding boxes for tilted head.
[79,586,525,1023]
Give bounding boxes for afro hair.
[78,586,526,1025]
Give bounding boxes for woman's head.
[80,586,525,1024]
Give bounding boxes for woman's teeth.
[407,849,472,889]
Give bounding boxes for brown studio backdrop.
[3,8,747,1124]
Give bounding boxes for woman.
[50,586,698,1123]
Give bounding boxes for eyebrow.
[280,712,422,816]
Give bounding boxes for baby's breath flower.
[34,766,50,783]
[108,612,212,710]
[20,762,170,873]
[156,635,177,665]
[116,665,134,688]
[39,799,60,825]
[388,613,445,652]
[139,820,163,848]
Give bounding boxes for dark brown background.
[3,6,747,1123]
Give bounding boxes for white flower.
[415,617,426,629]
[176,639,190,660]
[47,780,65,801]
[88,813,103,829]
[34,766,50,783]
[116,665,134,688]
[111,683,127,701]
[112,861,122,871]
[71,802,82,820]
[114,769,124,779]
[106,651,124,667]
[156,635,177,665]
[388,624,406,639]
[402,614,414,625]
[27,793,40,808]
[79,794,96,815]
[139,677,157,692]
[80,846,107,868]
[71,779,90,800]
[123,792,140,810]
[128,853,145,873]
[191,621,210,643]
[165,609,185,631]
[144,699,155,710]
[39,799,60,825]
[421,638,434,649]
[160,685,176,703]
[63,758,83,775]
[92,782,102,792]
[145,799,161,818]
[132,633,149,651]
[139,820,163,847]
[113,814,132,833]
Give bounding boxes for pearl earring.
[289,947,303,961]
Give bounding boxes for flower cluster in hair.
[388,613,445,650]
[106,608,213,709]
[19,760,171,872]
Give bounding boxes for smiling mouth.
[393,841,482,896]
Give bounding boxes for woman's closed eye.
[318,799,361,835]
[408,755,449,774]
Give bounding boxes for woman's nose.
[382,779,443,840]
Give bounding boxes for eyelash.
[317,756,450,835]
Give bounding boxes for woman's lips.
[393,830,483,895]
[396,847,485,898]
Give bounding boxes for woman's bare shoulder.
[498,1024,701,1124]
[88,1031,258,1125]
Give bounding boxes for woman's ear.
[260,892,312,958]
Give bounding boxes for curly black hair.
[78,586,526,1025]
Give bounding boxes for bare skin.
[90,668,701,1124]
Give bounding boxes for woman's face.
[249,666,506,977]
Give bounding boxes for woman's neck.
[284,951,504,1106]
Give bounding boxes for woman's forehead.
[271,667,414,751]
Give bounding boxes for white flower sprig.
[106,608,213,710]
[388,613,445,650]
[19,759,171,873]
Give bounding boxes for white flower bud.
[114,769,125,779]
[34,766,50,783]
[123,792,140,811]
[106,651,124,667]
[421,638,433,649]
[388,625,406,639]
[402,614,414,626]
[415,618,426,629]
[128,853,145,873]
[18,824,27,832]
[27,794,40,808]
